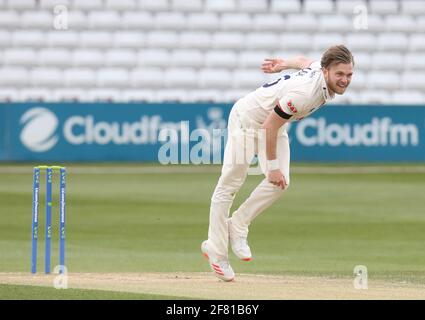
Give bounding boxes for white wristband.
[267,159,279,171]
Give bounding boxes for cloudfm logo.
[20,107,59,152]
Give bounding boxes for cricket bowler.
[202,45,354,281]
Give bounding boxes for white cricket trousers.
[207,100,291,257]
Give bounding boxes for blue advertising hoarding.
[0,103,424,162]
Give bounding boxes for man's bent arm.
[261,111,288,161]
[261,56,314,73]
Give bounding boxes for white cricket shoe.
[228,219,252,261]
[201,240,235,282]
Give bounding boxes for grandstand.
[0,0,424,104]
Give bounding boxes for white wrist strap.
[267,159,279,171]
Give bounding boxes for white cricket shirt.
[236,61,334,126]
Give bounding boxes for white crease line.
[0,166,425,174]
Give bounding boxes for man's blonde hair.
[321,45,354,69]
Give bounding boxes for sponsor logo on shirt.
[287,100,298,113]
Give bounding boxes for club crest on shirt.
[287,100,297,113]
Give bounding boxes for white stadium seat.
[96,68,129,87]
[313,33,344,51]
[67,11,88,29]
[105,0,136,11]
[72,0,103,11]
[52,88,86,102]
[245,33,281,50]
[371,53,404,71]
[179,32,212,49]
[188,13,220,31]
[0,31,11,47]
[19,88,52,102]
[138,49,171,67]
[88,11,122,30]
[270,0,301,14]
[30,68,64,87]
[80,31,113,48]
[164,68,198,88]
[6,0,35,10]
[0,0,422,103]
[188,90,221,103]
[236,0,268,13]
[385,15,416,33]
[346,34,377,51]
[353,52,372,70]
[205,50,237,68]
[0,67,30,86]
[156,90,190,103]
[146,31,179,49]
[199,69,232,88]
[335,0,367,14]
[285,14,318,31]
[233,69,266,88]
[112,32,145,48]
[122,12,154,29]
[39,0,70,9]
[418,17,425,32]
[21,11,53,29]
[130,68,164,88]
[369,0,399,15]
[171,50,204,68]
[121,90,156,102]
[104,49,137,67]
[401,72,425,90]
[220,13,252,31]
[409,34,425,51]
[346,71,366,90]
[0,89,20,102]
[87,89,122,102]
[391,91,424,104]
[3,48,38,66]
[360,90,391,104]
[280,33,313,51]
[72,49,105,67]
[253,14,285,31]
[47,31,79,47]
[405,53,425,70]
[238,51,269,68]
[205,0,236,12]
[222,89,251,103]
[328,90,357,104]
[304,0,334,14]
[64,68,97,87]
[155,12,187,30]
[367,71,400,90]
[12,30,46,47]
[138,0,170,12]
[212,32,245,50]
[401,1,425,15]
[367,15,386,32]
[171,0,203,12]
[0,11,21,29]
[319,15,352,32]
[377,33,408,51]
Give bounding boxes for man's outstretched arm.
[261,56,314,73]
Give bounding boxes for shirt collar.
[320,73,334,102]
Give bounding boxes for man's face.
[323,62,353,95]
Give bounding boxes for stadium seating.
[0,0,423,104]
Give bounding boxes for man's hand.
[268,169,287,190]
[261,58,286,73]
[262,56,314,73]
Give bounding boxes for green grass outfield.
[1,163,425,299]
[0,284,188,300]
